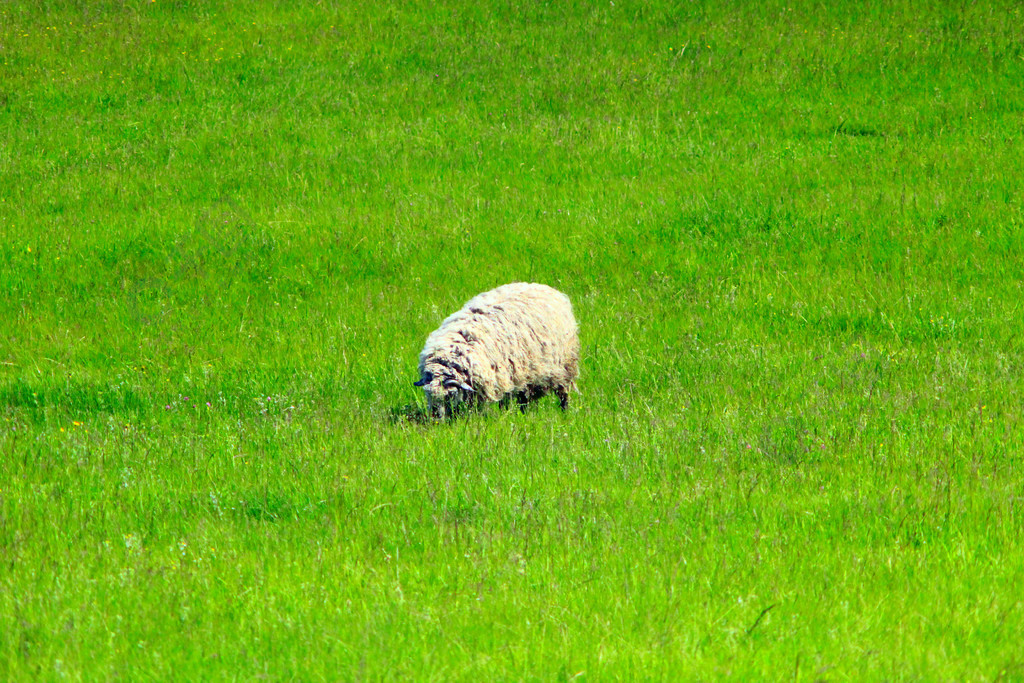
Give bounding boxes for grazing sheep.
[414,282,580,418]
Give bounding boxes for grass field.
[2,0,1024,679]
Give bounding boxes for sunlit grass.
[1,0,1023,679]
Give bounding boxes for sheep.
[413,282,580,418]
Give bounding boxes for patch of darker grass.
[388,403,431,424]
[238,490,329,523]
[833,120,886,138]
[0,378,147,420]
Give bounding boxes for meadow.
[2,0,1023,679]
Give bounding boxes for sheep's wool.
[416,282,579,416]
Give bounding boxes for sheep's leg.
[515,391,531,412]
[555,386,570,411]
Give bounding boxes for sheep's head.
[414,363,474,418]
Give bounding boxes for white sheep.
[414,282,580,418]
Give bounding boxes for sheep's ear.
[413,378,427,387]
[459,382,474,393]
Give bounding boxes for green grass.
[2,0,1024,679]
